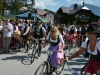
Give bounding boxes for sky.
[34,0,100,12]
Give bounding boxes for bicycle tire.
[55,62,65,75]
[35,46,40,57]
[24,43,30,52]
[30,48,36,64]
[34,61,50,75]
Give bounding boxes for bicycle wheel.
[55,62,65,75]
[24,43,30,53]
[29,40,33,49]
[34,61,50,75]
[55,54,66,75]
[30,48,36,64]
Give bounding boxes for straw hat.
[13,30,21,39]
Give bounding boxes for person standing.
[2,19,13,53]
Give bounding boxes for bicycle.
[30,39,42,64]
[66,62,82,75]
[34,50,65,75]
[18,35,33,53]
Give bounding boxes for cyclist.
[66,24,100,75]
[81,25,87,43]
[66,25,77,47]
[31,22,46,57]
[44,26,64,74]
[21,21,31,53]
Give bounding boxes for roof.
[57,6,73,14]
[36,9,47,16]
[45,10,55,15]
[69,6,90,14]
[70,4,100,16]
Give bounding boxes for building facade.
[56,4,100,25]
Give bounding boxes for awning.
[16,11,37,19]
[36,15,48,22]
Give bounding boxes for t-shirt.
[2,23,13,37]
[46,33,64,43]
[81,39,100,55]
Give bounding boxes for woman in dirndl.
[45,26,65,74]
[66,24,100,75]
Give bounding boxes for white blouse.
[0,26,2,31]
[81,39,100,55]
[46,33,64,43]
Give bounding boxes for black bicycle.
[66,62,82,75]
[67,39,74,52]
[34,50,65,75]
[30,39,41,64]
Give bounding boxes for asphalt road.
[0,45,88,75]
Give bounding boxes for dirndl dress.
[48,43,64,67]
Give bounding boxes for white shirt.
[2,23,13,37]
[46,33,64,43]
[0,26,2,31]
[81,39,100,55]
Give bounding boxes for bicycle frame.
[66,63,82,75]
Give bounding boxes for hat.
[86,24,100,33]
[13,30,21,39]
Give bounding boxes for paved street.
[0,45,88,75]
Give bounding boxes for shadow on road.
[1,55,32,65]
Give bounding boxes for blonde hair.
[0,19,3,26]
[50,26,60,39]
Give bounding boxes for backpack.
[83,39,100,58]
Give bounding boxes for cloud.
[66,0,93,5]
[35,0,57,9]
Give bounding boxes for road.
[0,45,88,75]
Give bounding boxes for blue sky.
[35,0,100,12]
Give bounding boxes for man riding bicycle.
[66,25,77,48]
[20,21,31,53]
[31,22,46,57]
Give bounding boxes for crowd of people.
[0,18,100,75]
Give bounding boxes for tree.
[0,0,25,16]
[44,9,49,11]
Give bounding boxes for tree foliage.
[0,0,25,15]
